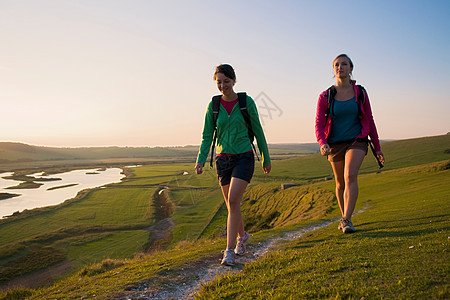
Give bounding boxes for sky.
[1,0,449,147]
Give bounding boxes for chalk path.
[118,213,360,300]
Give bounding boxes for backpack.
[209,92,259,167]
[325,84,366,122]
[324,85,384,169]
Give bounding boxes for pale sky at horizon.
[1,0,449,147]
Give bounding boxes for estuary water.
[0,168,125,219]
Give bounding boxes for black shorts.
[215,152,255,186]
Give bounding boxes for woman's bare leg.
[330,160,345,216]
[343,149,366,220]
[220,177,248,249]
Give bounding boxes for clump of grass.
[78,258,125,277]
[0,288,35,300]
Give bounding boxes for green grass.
[0,134,449,299]
[0,187,153,245]
[241,183,336,232]
[0,246,66,282]
[25,239,226,300]
[66,230,150,268]
[169,187,224,245]
[0,180,156,284]
[129,163,193,177]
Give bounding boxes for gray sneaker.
[342,218,355,233]
[235,232,250,256]
[221,248,235,266]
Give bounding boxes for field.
[0,142,318,170]
[0,144,315,289]
[0,134,449,299]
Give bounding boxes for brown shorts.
[327,140,368,162]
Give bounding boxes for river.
[0,168,125,219]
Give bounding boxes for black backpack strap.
[325,86,336,122]
[357,85,366,104]
[210,95,221,167]
[357,85,366,120]
[238,92,260,161]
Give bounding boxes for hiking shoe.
[342,218,356,233]
[235,231,250,256]
[338,217,345,230]
[221,248,235,266]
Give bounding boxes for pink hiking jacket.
[315,81,382,152]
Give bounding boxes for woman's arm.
[361,89,382,152]
[196,101,215,165]
[315,92,328,147]
[247,96,271,167]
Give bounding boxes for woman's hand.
[376,151,385,165]
[195,162,204,174]
[320,144,331,156]
[263,164,271,174]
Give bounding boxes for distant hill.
[0,142,198,164]
[0,142,321,165]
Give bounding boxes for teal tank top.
[328,96,362,144]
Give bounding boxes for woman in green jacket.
[195,64,271,266]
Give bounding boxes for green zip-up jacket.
[197,94,271,167]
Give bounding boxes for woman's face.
[333,56,353,80]
[215,72,235,95]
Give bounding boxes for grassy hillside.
[196,160,450,299]
[253,134,450,181]
[4,150,446,299]
[0,134,449,298]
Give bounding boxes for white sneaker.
[221,248,235,266]
[234,232,250,256]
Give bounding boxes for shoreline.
[0,166,130,221]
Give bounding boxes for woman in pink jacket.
[315,54,385,233]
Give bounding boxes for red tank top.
[220,98,238,115]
